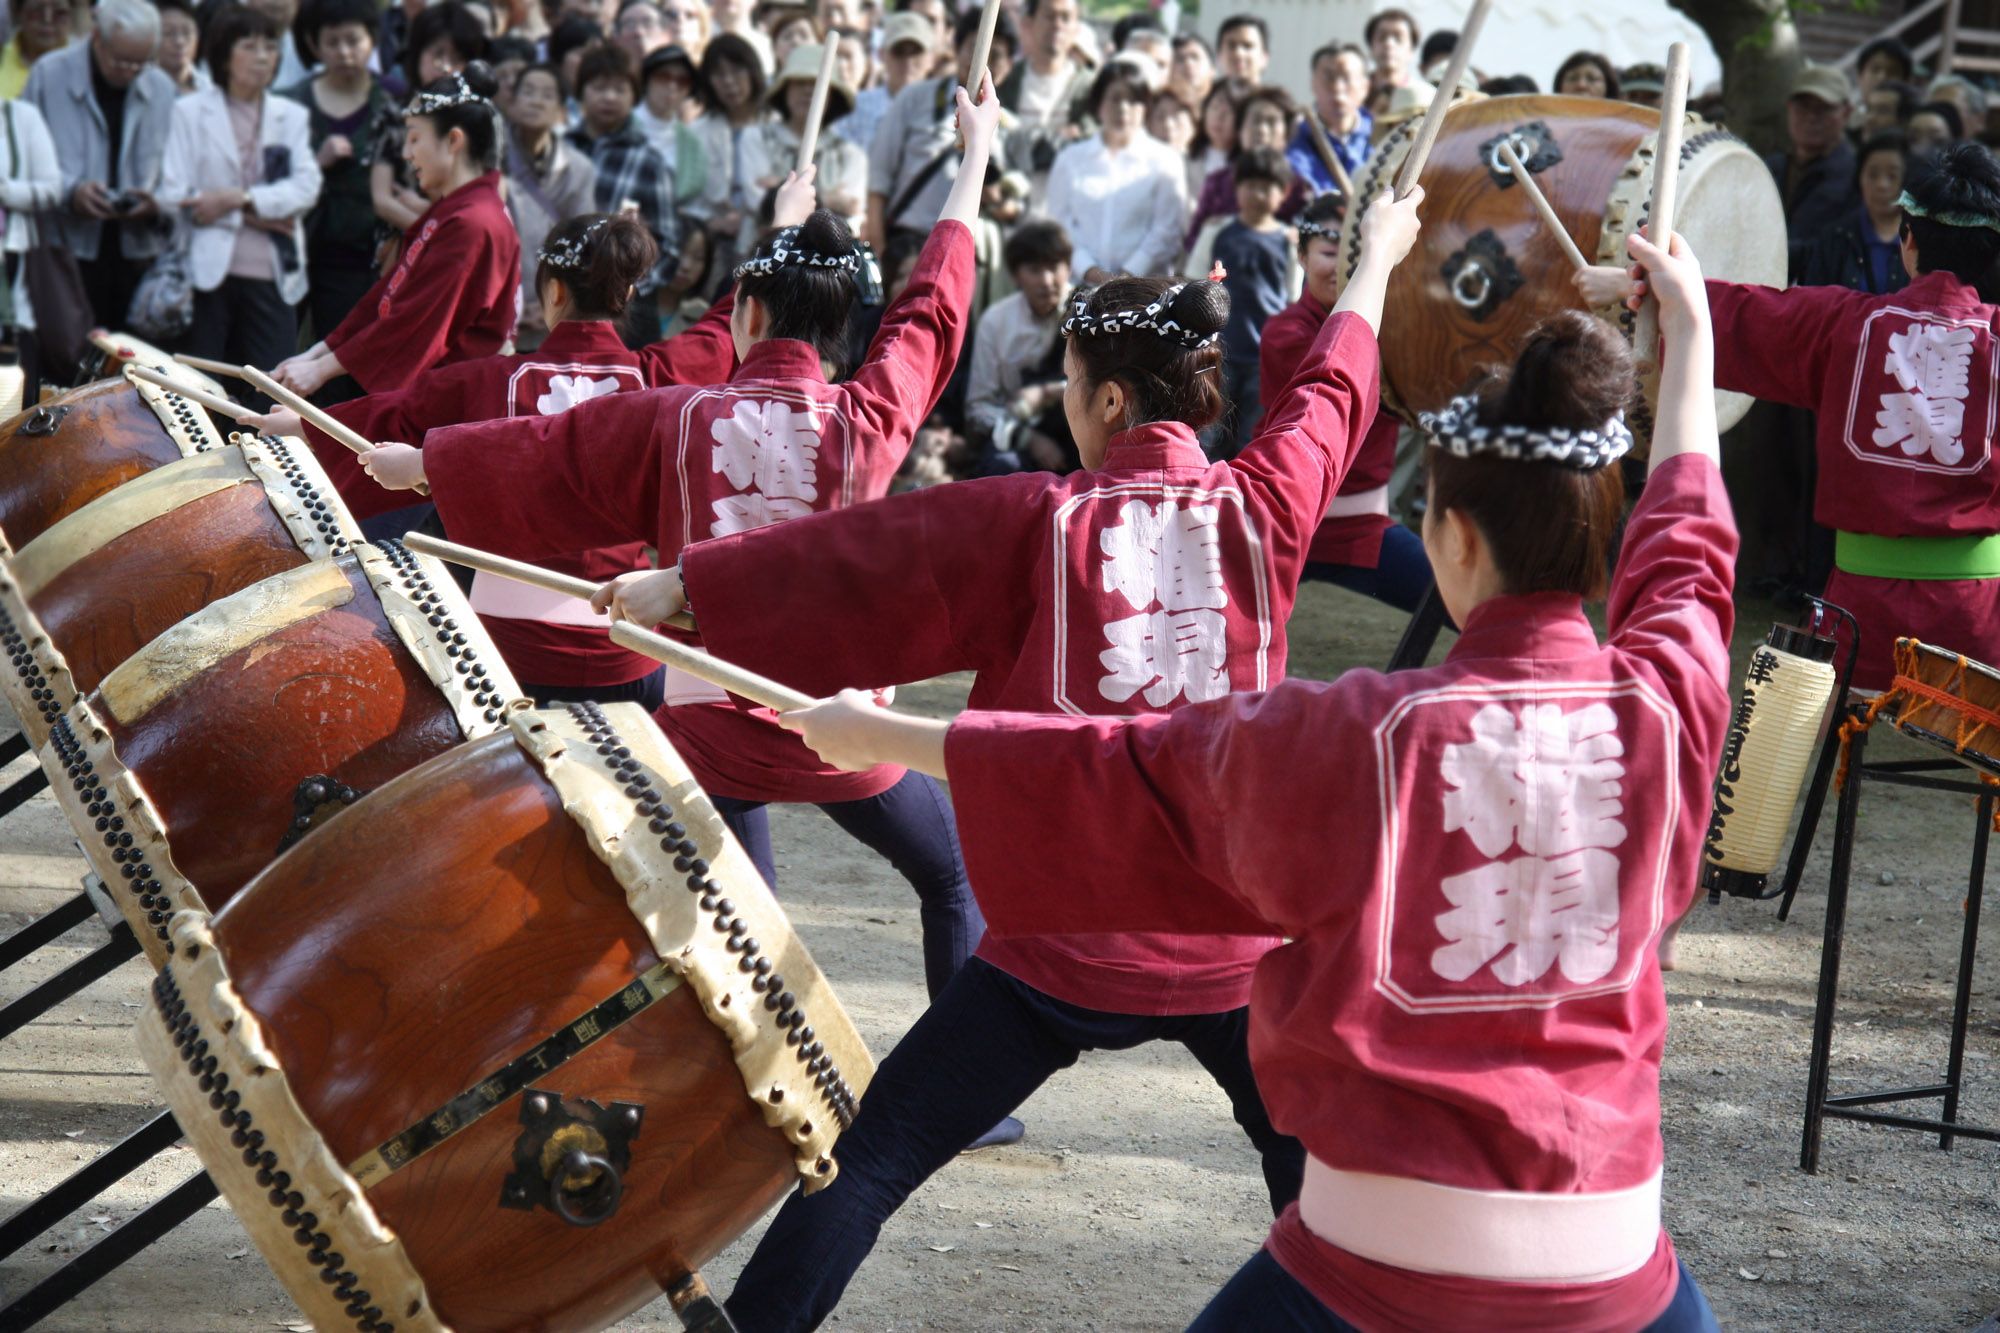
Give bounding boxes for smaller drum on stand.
[1875,638,2000,774]
[0,366,231,550]
[135,702,873,1333]
[0,433,362,749]
[41,540,522,965]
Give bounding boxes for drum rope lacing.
[1836,640,2000,827]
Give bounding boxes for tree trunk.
[1670,0,1804,159]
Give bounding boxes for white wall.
[1192,0,1725,104]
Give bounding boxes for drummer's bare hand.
[273,352,334,396]
[778,689,946,775]
[359,442,426,491]
[771,166,818,229]
[1573,263,1635,310]
[240,407,303,438]
[1625,229,1708,336]
[1356,185,1423,267]
[592,567,685,626]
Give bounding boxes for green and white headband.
[1898,190,2000,233]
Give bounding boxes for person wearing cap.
[635,43,708,207]
[1622,62,1664,109]
[1768,63,1859,274]
[845,8,928,154]
[743,40,867,233]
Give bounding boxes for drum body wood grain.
[1341,93,1785,438]
[0,436,362,748]
[42,541,520,964]
[135,704,874,1333]
[0,370,228,548]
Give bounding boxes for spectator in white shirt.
[966,217,1074,474]
[1045,61,1185,278]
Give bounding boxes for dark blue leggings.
[526,668,667,711]
[712,771,983,999]
[1187,1248,1721,1332]
[1302,522,1433,613]
[726,956,1303,1333]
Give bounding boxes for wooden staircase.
[1812,0,2000,78]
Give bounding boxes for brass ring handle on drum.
[1451,265,1493,310]
[1486,132,1533,179]
[550,1148,624,1227]
[20,404,67,437]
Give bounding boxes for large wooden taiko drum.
[1340,94,1786,438]
[135,702,874,1332]
[0,434,363,748]
[41,539,522,964]
[0,365,231,548]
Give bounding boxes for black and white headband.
[733,225,861,280]
[540,219,609,272]
[1297,218,1338,243]
[1419,392,1633,471]
[408,73,488,115]
[1061,282,1219,350]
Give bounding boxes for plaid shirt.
[567,117,681,294]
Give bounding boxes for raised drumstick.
[1497,141,1587,271]
[795,38,842,174]
[172,353,255,382]
[1634,42,1691,368]
[1395,0,1492,199]
[965,0,1003,105]
[243,364,431,495]
[611,621,815,713]
[125,366,260,425]
[1305,110,1355,198]
[406,532,696,631]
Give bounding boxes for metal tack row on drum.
[0,356,875,1332]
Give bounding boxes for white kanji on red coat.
[1096,498,1230,706]
[537,373,625,416]
[1430,702,1627,986]
[709,399,822,536]
[1874,322,1977,466]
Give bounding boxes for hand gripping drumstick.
[1496,141,1587,271]
[404,532,698,632]
[795,38,842,175]
[125,365,261,425]
[1633,42,1691,369]
[242,363,432,495]
[610,621,815,714]
[1394,0,1492,200]
[172,353,255,382]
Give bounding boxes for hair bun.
[1490,310,1633,432]
[1167,278,1230,337]
[797,207,855,258]
[460,59,500,98]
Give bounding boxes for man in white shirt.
[997,0,1091,177]
[967,218,1073,473]
[865,5,1015,250]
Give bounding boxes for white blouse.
[1045,130,1189,278]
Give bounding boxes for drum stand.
[0,867,143,1041]
[1797,712,1998,1173]
[1385,582,1448,672]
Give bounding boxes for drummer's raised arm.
[1626,230,1717,471]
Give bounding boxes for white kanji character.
[1873,323,1976,465]
[536,373,624,416]
[1098,608,1229,706]
[710,492,815,536]
[1099,499,1227,613]
[711,399,821,502]
[1440,702,1627,859]
[1430,847,1622,985]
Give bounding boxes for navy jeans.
[712,771,983,999]
[1303,522,1433,613]
[726,956,1304,1333]
[1187,1249,1721,1332]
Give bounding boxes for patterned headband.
[407,73,488,116]
[1897,189,2000,233]
[1419,392,1633,471]
[1061,282,1220,350]
[539,219,609,271]
[1297,218,1338,243]
[733,225,861,280]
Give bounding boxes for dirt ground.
[4,579,2000,1332]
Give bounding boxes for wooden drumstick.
[1395,0,1492,199]
[172,353,255,382]
[1496,141,1587,272]
[965,0,1003,104]
[611,621,816,714]
[125,366,261,425]
[795,38,842,174]
[1634,42,1691,368]
[241,365,371,458]
[405,533,697,631]
[1305,110,1354,199]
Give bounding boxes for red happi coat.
[942,453,1738,1328]
[1261,290,1404,568]
[683,310,1381,1014]
[309,317,733,688]
[421,221,976,800]
[324,173,522,393]
[1710,271,2000,688]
